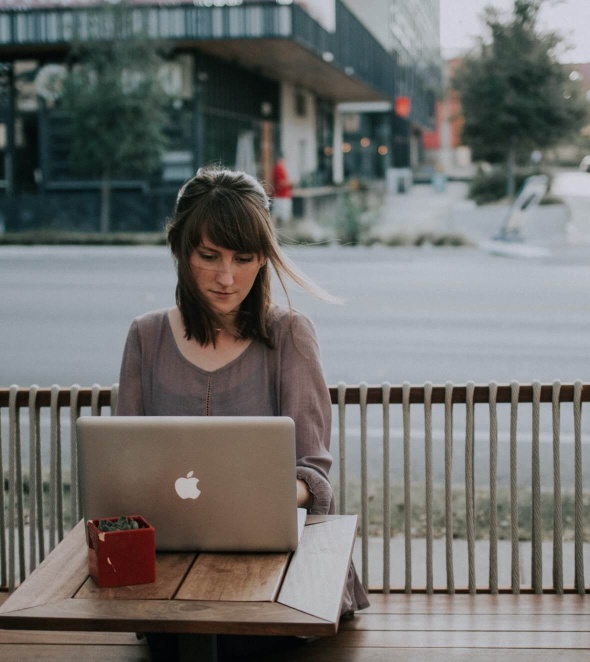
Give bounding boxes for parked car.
[579,155,590,173]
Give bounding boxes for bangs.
[184,192,267,255]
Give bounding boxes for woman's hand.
[296,479,312,509]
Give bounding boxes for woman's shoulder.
[267,304,315,330]
[266,305,318,346]
[129,308,171,334]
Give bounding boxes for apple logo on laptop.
[175,471,201,500]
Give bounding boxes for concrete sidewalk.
[282,177,574,248]
[371,181,471,241]
[370,180,571,246]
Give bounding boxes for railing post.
[70,385,81,528]
[402,382,412,593]
[488,382,499,594]
[28,386,40,574]
[382,382,391,594]
[111,383,119,416]
[8,385,25,590]
[49,384,63,551]
[424,382,433,594]
[91,383,102,416]
[359,382,369,591]
[337,382,347,516]
[510,381,520,594]
[552,381,563,594]
[573,381,585,594]
[444,382,455,594]
[465,382,476,594]
[531,381,542,593]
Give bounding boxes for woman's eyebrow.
[197,243,254,255]
[197,244,221,252]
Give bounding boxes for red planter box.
[87,516,156,588]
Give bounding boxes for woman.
[117,167,368,655]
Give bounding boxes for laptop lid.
[77,416,301,552]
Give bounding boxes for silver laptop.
[77,416,305,552]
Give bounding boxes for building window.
[295,88,307,117]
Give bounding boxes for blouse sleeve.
[279,312,333,514]
[116,319,145,416]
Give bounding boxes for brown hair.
[166,166,333,347]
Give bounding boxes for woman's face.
[189,235,266,321]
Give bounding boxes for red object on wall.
[395,96,412,118]
[422,101,442,150]
[422,58,467,154]
[87,516,156,588]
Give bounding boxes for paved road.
[2,242,589,386]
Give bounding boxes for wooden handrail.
[1,383,589,408]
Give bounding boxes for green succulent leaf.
[97,516,140,532]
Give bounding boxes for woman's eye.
[236,256,254,264]
[198,253,216,261]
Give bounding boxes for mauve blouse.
[116,304,369,613]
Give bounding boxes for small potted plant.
[87,515,156,588]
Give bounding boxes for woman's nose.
[215,264,235,285]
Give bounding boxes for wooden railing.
[0,382,588,594]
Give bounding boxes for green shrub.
[335,195,362,245]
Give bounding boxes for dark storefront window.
[204,112,261,172]
[316,99,333,186]
[197,52,280,181]
[343,112,392,180]
[13,60,40,193]
[0,63,9,191]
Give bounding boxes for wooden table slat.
[278,516,357,623]
[0,630,145,645]
[305,515,348,526]
[0,598,335,636]
[260,647,590,662]
[364,593,590,615]
[176,552,290,602]
[0,521,87,615]
[75,553,196,601]
[0,643,149,662]
[308,630,590,649]
[340,612,590,632]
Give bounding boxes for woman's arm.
[297,479,312,509]
[116,320,145,416]
[279,312,333,514]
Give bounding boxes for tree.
[453,0,588,198]
[60,2,169,232]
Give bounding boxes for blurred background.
[0,0,587,235]
[1,0,589,385]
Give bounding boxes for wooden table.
[0,514,357,661]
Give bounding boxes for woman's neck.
[168,307,253,371]
[213,313,241,342]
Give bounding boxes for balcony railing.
[1,381,588,595]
